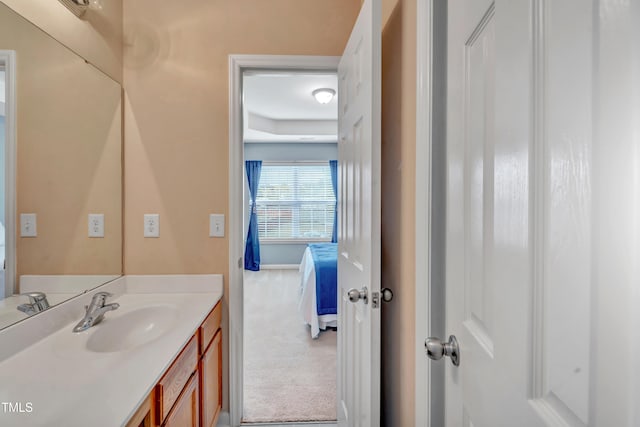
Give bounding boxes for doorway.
[241,70,339,423]
[228,55,341,427]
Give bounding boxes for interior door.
[337,0,381,424]
[443,0,640,426]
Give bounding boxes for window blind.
[255,163,335,241]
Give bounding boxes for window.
[255,163,335,241]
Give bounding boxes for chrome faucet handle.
[73,292,119,332]
[93,291,113,298]
[89,291,113,306]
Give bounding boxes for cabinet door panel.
[200,329,222,427]
[125,391,155,427]
[164,372,199,427]
[200,302,222,354]
[157,335,198,422]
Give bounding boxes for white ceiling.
[243,73,338,143]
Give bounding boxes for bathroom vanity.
[0,275,223,427]
[127,298,222,427]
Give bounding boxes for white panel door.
[442,1,640,426]
[337,0,381,425]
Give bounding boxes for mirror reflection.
[0,2,122,330]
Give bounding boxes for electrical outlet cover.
[144,214,160,238]
[20,213,37,237]
[88,214,105,238]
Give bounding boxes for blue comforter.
[308,243,338,315]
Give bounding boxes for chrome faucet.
[72,291,119,333]
[17,292,50,316]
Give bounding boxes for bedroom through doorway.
[241,70,339,424]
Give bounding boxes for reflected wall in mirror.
[0,2,122,330]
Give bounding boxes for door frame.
[228,54,340,427]
[414,2,446,426]
[0,50,16,299]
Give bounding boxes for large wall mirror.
[0,2,122,330]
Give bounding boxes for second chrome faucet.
[17,292,50,316]
[72,291,119,333]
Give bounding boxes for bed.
[298,243,338,339]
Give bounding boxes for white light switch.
[20,213,37,237]
[209,214,224,237]
[144,214,160,238]
[88,214,104,238]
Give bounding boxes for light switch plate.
[144,214,160,238]
[209,214,224,237]
[88,214,104,238]
[20,213,37,237]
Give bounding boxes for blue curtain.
[329,160,338,243]
[244,160,262,271]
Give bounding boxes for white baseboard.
[259,264,300,270]
[242,424,337,427]
[216,411,230,427]
[216,410,335,427]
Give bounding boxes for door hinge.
[372,291,380,308]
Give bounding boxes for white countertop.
[0,275,223,427]
[0,293,75,330]
[0,274,121,330]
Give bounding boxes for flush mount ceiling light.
[312,88,336,104]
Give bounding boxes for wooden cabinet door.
[200,329,222,427]
[125,391,155,427]
[156,336,198,423]
[163,372,199,427]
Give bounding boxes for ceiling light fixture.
[312,88,336,104]
[59,0,103,17]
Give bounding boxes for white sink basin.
[86,304,178,353]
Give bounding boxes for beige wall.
[0,3,123,282]
[381,0,417,424]
[0,0,123,83]
[123,0,361,411]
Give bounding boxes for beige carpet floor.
[243,269,337,423]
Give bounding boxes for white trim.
[259,264,300,270]
[531,0,547,400]
[260,240,332,245]
[0,51,16,300]
[216,409,337,427]
[242,424,336,427]
[416,2,447,425]
[415,1,433,424]
[245,140,338,145]
[229,54,339,427]
[216,411,230,427]
[261,160,332,166]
